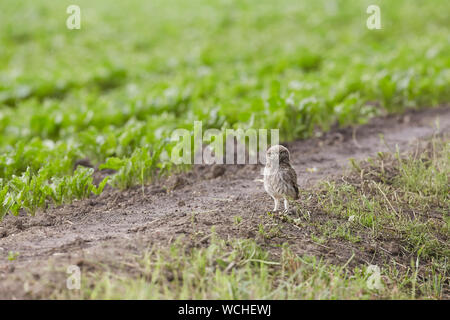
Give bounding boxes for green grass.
[1,0,449,216]
[57,236,410,300]
[48,136,449,300]
[315,138,449,262]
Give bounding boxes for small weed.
[7,251,20,261]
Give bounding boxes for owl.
[263,145,299,211]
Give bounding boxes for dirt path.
[0,106,449,298]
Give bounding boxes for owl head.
[266,145,290,166]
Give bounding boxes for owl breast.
[264,167,297,199]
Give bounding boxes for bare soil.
[1,106,449,299]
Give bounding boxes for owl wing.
[290,167,299,199]
[282,164,299,200]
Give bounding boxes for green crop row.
[0,0,449,219]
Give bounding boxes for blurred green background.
[0,0,449,215]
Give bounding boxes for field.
[0,0,449,300]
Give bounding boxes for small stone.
[210,165,226,178]
[165,176,188,191]
[14,220,24,230]
[74,158,94,169]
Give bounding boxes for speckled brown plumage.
[263,145,299,211]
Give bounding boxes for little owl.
[263,145,299,211]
